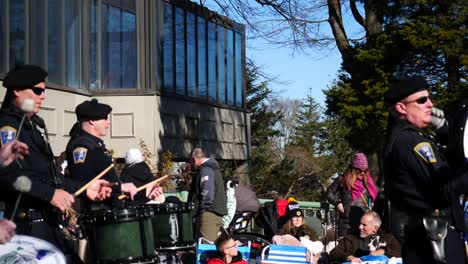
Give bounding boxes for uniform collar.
[80,129,104,146]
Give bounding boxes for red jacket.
[207,257,248,264]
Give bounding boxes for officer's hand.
[50,189,74,212]
[86,179,112,201]
[0,219,16,244]
[0,140,29,167]
[146,184,164,200]
[121,183,137,200]
[431,107,446,130]
[337,203,344,214]
[347,256,361,263]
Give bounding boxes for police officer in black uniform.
[0,65,112,263]
[383,76,468,263]
[66,99,162,208]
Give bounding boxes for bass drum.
[81,206,156,264]
[0,235,66,264]
[149,202,196,250]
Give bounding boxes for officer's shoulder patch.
[414,142,437,163]
[0,126,17,146]
[73,147,88,164]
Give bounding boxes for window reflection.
[217,27,226,104]
[207,22,217,102]
[9,0,25,68]
[162,3,174,92]
[175,7,185,95]
[0,2,6,73]
[235,33,243,107]
[197,17,207,99]
[187,13,196,97]
[101,1,137,89]
[227,29,234,105]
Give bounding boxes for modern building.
[0,0,250,173]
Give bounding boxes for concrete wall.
[0,84,249,161]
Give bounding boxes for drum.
[81,206,156,263]
[149,202,196,250]
[0,235,66,264]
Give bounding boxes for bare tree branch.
[350,0,364,27]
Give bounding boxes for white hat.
[125,148,143,165]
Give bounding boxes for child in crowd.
[207,233,248,264]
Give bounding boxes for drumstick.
[73,164,115,197]
[118,175,169,200]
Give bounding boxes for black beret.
[75,99,112,121]
[384,76,428,104]
[3,65,48,89]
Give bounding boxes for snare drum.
[81,206,156,263]
[0,235,66,264]
[149,202,196,250]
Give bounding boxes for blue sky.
[246,41,343,106]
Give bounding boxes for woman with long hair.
[326,153,378,237]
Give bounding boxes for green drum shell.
[150,203,195,250]
[83,207,156,263]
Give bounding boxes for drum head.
[0,235,66,264]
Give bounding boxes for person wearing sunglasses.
[383,76,468,263]
[208,233,247,264]
[0,65,113,262]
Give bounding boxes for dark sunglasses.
[30,87,46,96]
[406,96,430,104]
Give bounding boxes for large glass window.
[186,13,196,97]
[0,0,244,102]
[175,7,185,95]
[162,3,174,92]
[197,17,207,99]
[207,22,216,102]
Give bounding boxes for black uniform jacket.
[0,105,80,217]
[65,130,120,205]
[383,119,468,232]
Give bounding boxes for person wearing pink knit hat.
[326,152,378,237]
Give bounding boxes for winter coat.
[329,231,401,262]
[207,252,248,264]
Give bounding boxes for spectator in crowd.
[273,201,323,263]
[326,153,378,236]
[329,211,401,263]
[208,233,247,264]
[275,201,319,242]
[188,148,227,241]
[120,148,164,203]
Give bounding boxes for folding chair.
[261,244,309,264]
[196,237,251,264]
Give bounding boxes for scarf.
[351,174,378,202]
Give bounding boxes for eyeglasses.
[30,87,46,96]
[405,96,430,105]
[224,243,238,249]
